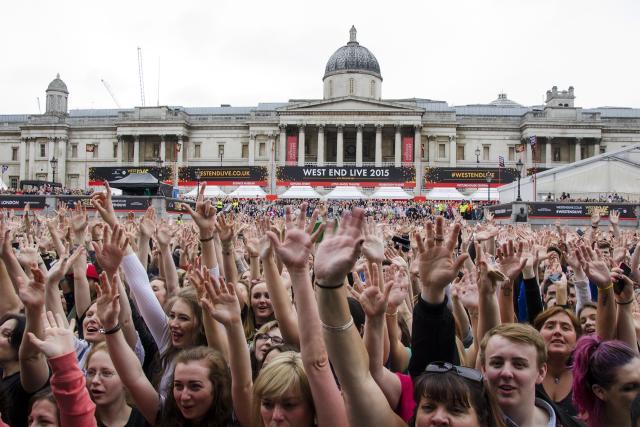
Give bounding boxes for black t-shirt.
[0,371,34,427]
[98,406,148,427]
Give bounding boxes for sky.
[1,0,639,114]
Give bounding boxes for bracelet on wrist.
[315,281,344,290]
[99,324,121,335]
[616,298,634,305]
[321,317,354,332]
[598,283,613,291]
[199,235,215,242]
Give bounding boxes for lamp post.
[195,168,202,189]
[475,147,480,167]
[515,159,523,201]
[218,145,224,166]
[50,157,58,184]
[155,158,163,181]
[485,172,493,204]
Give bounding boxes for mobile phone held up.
[614,262,632,295]
[548,273,562,282]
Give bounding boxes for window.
[152,144,160,159]
[194,144,201,158]
[456,144,465,161]
[553,146,561,162]
[599,146,606,154]
[349,78,355,95]
[113,143,118,158]
[438,144,446,159]
[40,143,46,158]
[9,176,18,189]
[11,147,18,161]
[241,144,248,159]
[71,144,78,158]
[259,142,265,158]
[508,146,515,161]
[370,80,375,97]
[483,146,490,161]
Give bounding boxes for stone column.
[176,135,184,185]
[375,124,383,166]
[298,125,306,166]
[160,134,166,162]
[58,137,67,186]
[317,125,325,166]
[594,140,601,157]
[394,125,401,167]
[28,139,35,179]
[545,137,553,167]
[526,139,533,166]
[428,135,436,166]
[19,138,27,181]
[133,136,140,165]
[336,125,344,166]
[278,125,286,165]
[47,138,55,181]
[117,136,123,164]
[248,133,256,166]
[356,124,363,167]
[449,135,457,167]
[414,125,422,195]
[574,138,582,162]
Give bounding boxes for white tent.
[369,186,413,200]
[279,185,322,199]
[468,187,499,201]
[184,185,227,198]
[426,187,465,200]
[498,144,640,202]
[228,185,267,199]
[324,186,368,200]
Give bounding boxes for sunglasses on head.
[425,361,484,383]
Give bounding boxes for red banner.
[286,136,298,164]
[402,136,413,162]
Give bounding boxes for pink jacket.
[49,351,97,427]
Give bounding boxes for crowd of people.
[552,192,629,203]
[0,182,638,426]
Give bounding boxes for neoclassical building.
[1,26,640,194]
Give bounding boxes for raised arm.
[216,214,239,285]
[577,244,616,340]
[611,268,639,354]
[95,272,159,424]
[0,216,29,292]
[156,223,179,297]
[314,208,404,427]
[267,204,348,427]
[137,207,155,272]
[496,240,526,324]
[475,242,504,367]
[45,250,84,319]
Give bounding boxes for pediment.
[279,97,424,114]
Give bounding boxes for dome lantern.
[45,73,69,115]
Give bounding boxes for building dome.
[489,93,522,107]
[324,26,382,80]
[47,73,69,94]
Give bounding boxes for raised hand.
[387,266,409,311]
[183,183,217,235]
[416,217,468,292]
[611,267,634,303]
[47,248,86,286]
[475,242,506,295]
[359,272,392,318]
[95,271,120,330]
[243,227,260,258]
[458,272,480,311]
[17,265,46,311]
[17,238,41,268]
[384,246,409,270]
[70,202,88,237]
[267,203,322,272]
[139,207,156,238]
[591,211,601,227]
[155,223,175,248]
[575,244,611,288]
[216,214,235,244]
[0,214,13,259]
[362,220,384,263]
[609,210,620,226]
[91,181,117,227]
[200,274,242,327]
[92,224,129,277]
[314,208,365,287]
[28,311,76,359]
[497,240,527,282]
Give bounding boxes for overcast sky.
[2,0,639,114]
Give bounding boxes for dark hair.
[158,346,232,427]
[0,313,26,355]
[411,371,506,427]
[28,388,59,424]
[577,302,597,320]
[572,336,637,427]
[533,306,582,338]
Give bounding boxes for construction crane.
[137,47,146,106]
[36,97,41,114]
[101,79,121,108]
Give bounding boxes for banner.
[57,195,152,211]
[402,136,413,163]
[527,203,638,220]
[424,167,519,188]
[487,203,513,219]
[286,135,298,164]
[0,195,46,210]
[178,166,268,186]
[276,165,416,187]
[89,166,171,186]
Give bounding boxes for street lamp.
[475,147,480,166]
[485,172,493,204]
[195,168,202,189]
[515,159,524,201]
[155,158,163,181]
[218,145,225,166]
[50,157,58,183]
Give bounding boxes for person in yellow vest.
[217,200,223,211]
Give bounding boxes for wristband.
[315,281,344,290]
[321,317,353,332]
[199,235,215,242]
[598,283,613,291]
[99,324,121,335]
[616,299,634,305]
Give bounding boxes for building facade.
[2,27,640,194]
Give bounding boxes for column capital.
[428,135,437,142]
[159,134,166,141]
[177,134,184,141]
[278,124,287,131]
[375,123,383,130]
[575,137,582,143]
[249,133,256,140]
[298,123,306,129]
[337,124,344,131]
[394,123,402,131]
[317,124,325,131]
[448,135,457,142]
[414,124,423,130]
[547,136,554,142]
[356,123,364,130]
